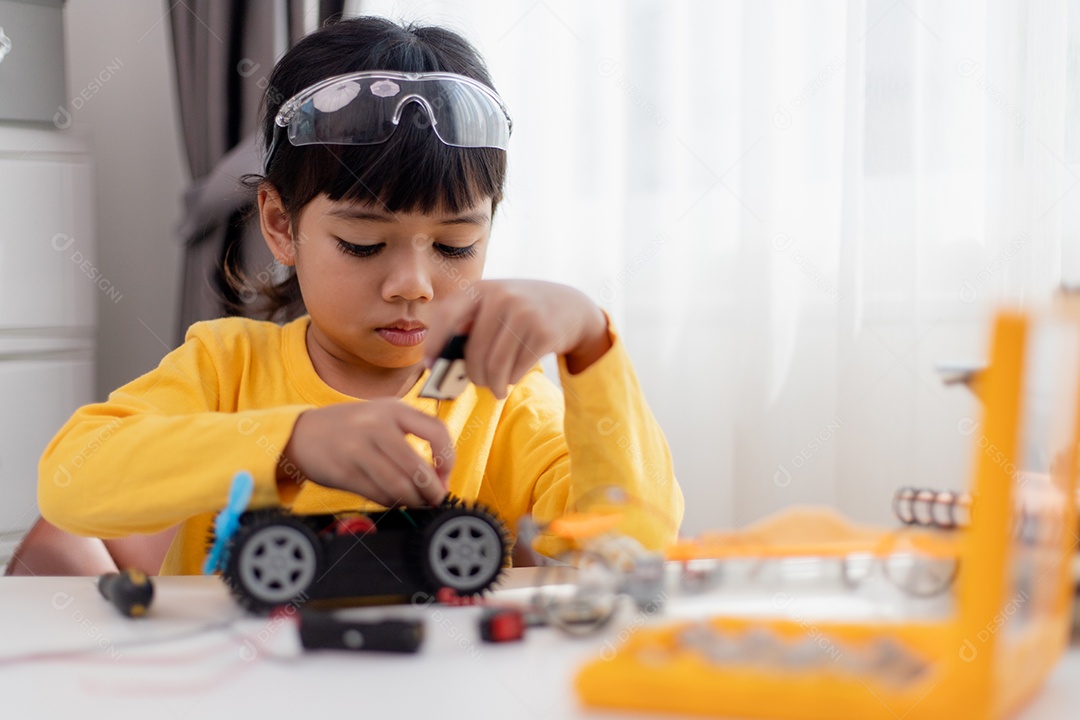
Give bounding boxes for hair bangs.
[313,103,505,215]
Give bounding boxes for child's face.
[287,194,491,370]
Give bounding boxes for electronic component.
[420,334,469,400]
[297,611,423,653]
[479,607,526,643]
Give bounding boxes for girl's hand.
[424,280,612,399]
[280,400,453,507]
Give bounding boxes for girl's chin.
[365,345,424,368]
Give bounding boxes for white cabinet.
[0,125,95,559]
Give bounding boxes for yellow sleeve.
[483,317,684,557]
[38,327,311,538]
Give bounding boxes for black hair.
[232,16,507,320]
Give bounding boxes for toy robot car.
[219,498,509,612]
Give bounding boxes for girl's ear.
[258,186,297,266]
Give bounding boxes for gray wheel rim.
[427,515,501,591]
[238,525,317,604]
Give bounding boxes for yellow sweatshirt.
[38,315,683,574]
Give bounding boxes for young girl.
[38,16,683,575]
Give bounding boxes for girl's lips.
[377,327,427,347]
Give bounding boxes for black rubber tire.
[223,510,323,613]
[419,504,507,596]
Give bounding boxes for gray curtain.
[168,0,345,343]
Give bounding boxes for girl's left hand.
[423,279,612,399]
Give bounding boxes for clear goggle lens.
[270,71,512,166]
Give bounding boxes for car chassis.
[220,499,509,612]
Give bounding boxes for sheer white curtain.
[351,0,1075,535]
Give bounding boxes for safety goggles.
[264,71,512,173]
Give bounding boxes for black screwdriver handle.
[298,611,424,653]
[97,568,154,617]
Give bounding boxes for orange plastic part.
[547,509,624,541]
[666,505,959,562]
[576,301,1080,720]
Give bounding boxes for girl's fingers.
[353,436,428,506]
[506,329,540,390]
[348,461,404,508]
[388,404,454,501]
[424,290,480,368]
[464,295,503,392]
[390,405,455,478]
[486,320,534,399]
[483,324,515,399]
[372,432,446,507]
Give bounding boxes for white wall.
[63,0,188,399]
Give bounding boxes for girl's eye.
[336,239,383,258]
[435,243,479,259]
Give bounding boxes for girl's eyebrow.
[439,213,490,226]
[327,206,490,226]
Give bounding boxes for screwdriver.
[97,568,154,617]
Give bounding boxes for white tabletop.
[0,570,1076,720]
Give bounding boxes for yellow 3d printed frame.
[576,300,1080,720]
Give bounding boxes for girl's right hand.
[279,400,453,507]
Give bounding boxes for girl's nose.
[382,248,434,302]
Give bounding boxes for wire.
[0,618,242,667]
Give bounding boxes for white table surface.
[0,569,1076,720]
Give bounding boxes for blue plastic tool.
[203,470,255,575]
